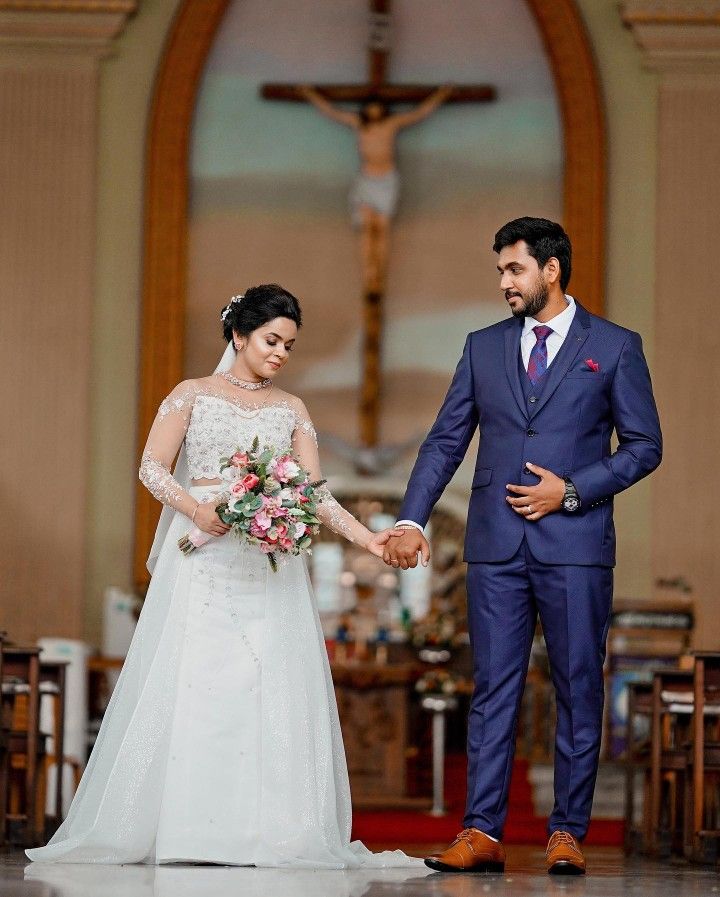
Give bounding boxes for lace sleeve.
[139,381,199,518]
[291,402,372,548]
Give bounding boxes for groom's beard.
[507,278,549,319]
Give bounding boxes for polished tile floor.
[2,847,718,897]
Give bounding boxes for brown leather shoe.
[546,830,586,875]
[425,828,506,873]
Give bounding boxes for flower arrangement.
[415,669,461,696]
[178,437,325,571]
[411,612,456,649]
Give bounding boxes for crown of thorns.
[220,294,245,321]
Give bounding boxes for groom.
[384,217,662,874]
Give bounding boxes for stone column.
[0,1,136,642]
[622,1,720,646]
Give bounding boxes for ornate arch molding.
[134,0,606,583]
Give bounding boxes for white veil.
[146,342,237,573]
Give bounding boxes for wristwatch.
[562,477,582,513]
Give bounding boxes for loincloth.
[349,169,400,226]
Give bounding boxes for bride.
[27,284,419,868]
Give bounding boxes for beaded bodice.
[184,395,297,480]
[139,377,366,545]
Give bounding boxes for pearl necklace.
[217,370,272,391]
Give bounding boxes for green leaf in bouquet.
[258,449,274,466]
[309,479,327,489]
[290,475,307,486]
[251,436,260,453]
[298,536,312,550]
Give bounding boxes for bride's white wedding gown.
[27,376,420,868]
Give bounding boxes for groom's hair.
[493,217,572,291]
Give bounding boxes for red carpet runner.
[351,754,623,846]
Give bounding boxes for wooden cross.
[262,0,496,449]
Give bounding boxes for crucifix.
[262,0,496,451]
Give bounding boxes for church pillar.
[622,1,720,646]
[0,1,136,642]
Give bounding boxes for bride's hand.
[365,528,406,558]
[192,501,231,537]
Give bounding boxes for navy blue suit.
[398,302,662,839]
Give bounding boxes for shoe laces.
[547,831,579,852]
[451,828,481,847]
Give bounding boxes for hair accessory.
[220,293,245,322]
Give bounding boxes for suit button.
[529,396,537,404]
[526,428,537,437]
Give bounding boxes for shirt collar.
[522,294,576,339]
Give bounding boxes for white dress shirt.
[397,296,577,533]
[521,295,576,370]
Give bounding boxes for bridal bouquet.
[178,437,325,571]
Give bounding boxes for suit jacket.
[397,302,662,566]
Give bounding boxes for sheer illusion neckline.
[193,391,298,420]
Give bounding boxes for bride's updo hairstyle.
[221,283,302,343]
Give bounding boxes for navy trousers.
[463,539,613,840]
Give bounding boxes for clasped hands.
[192,498,405,558]
[382,463,565,569]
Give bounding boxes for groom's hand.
[383,528,430,569]
[506,462,564,521]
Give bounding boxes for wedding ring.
[526,505,533,514]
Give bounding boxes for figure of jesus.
[299,84,453,294]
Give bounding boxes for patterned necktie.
[527,325,553,385]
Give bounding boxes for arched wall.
[134,0,605,583]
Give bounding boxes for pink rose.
[258,541,273,554]
[250,520,267,539]
[271,460,289,482]
[275,522,288,538]
[241,473,260,490]
[231,482,247,496]
[279,537,294,551]
[230,451,249,467]
[254,510,272,531]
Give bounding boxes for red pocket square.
[585,358,600,372]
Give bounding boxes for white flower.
[280,487,294,502]
[284,461,301,479]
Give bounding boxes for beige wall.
[85,0,183,644]
[83,0,661,646]
[576,0,658,603]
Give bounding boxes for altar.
[332,661,421,807]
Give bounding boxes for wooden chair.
[1,644,43,846]
[624,679,653,853]
[647,668,694,856]
[0,635,8,846]
[686,651,720,862]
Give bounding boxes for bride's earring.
[234,340,243,351]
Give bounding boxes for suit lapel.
[528,302,591,421]
[504,320,528,420]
